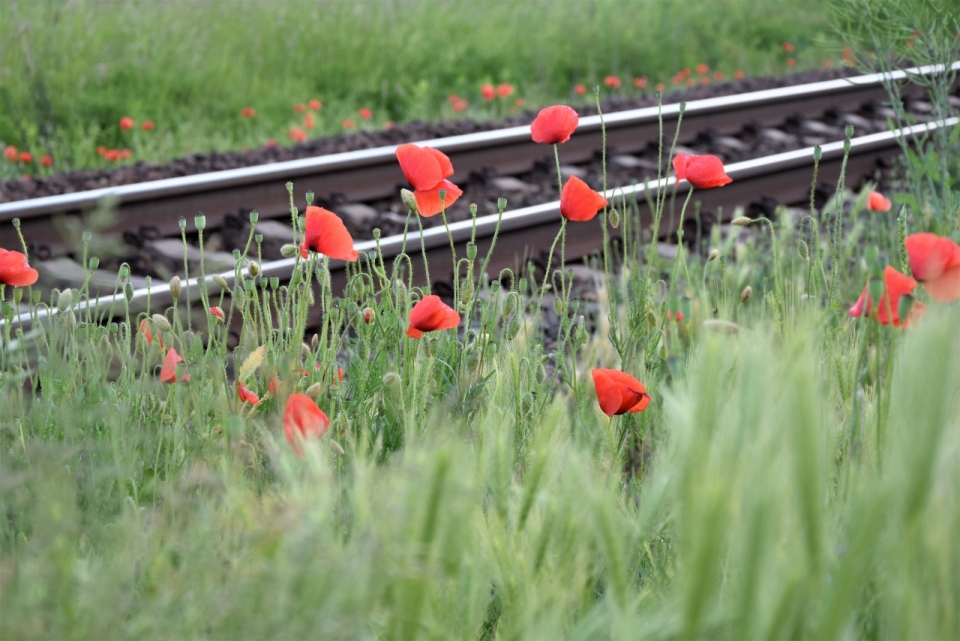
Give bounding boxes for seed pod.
[179,217,186,231]
[708,248,720,261]
[466,242,478,261]
[497,197,508,211]
[469,203,478,216]
[553,296,564,315]
[281,244,298,258]
[505,314,522,340]
[269,277,280,290]
[88,257,100,271]
[731,216,752,227]
[213,274,229,290]
[740,285,753,303]
[609,209,620,228]
[255,233,263,245]
[170,275,182,299]
[401,188,419,212]
[520,392,534,416]
[195,214,206,231]
[249,210,259,225]
[845,124,854,138]
[248,261,260,277]
[813,146,822,162]
[152,314,171,330]
[305,190,315,205]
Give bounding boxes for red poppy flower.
[18,152,32,163]
[0,248,39,287]
[574,83,587,96]
[342,118,356,129]
[268,377,281,394]
[138,317,164,349]
[783,42,795,53]
[449,95,469,113]
[822,59,833,68]
[240,107,256,118]
[904,232,960,303]
[591,369,650,417]
[530,105,579,145]
[119,116,134,131]
[686,78,697,87]
[293,103,306,113]
[3,146,17,162]
[734,70,745,80]
[560,176,608,222]
[309,99,322,110]
[713,71,725,80]
[481,84,495,101]
[603,75,621,88]
[867,191,892,212]
[97,146,107,157]
[210,306,224,322]
[288,127,307,142]
[120,149,132,160]
[786,58,796,68]
[236,380,260,406]
[667,310,684,322]
[266,139,277,147]
[633,77,648,89]
[358,107,372,120]
[696,63,709,75]
[495,83,514,98]
[298,206,359,262]
[407,294,460,338]
[672,153,732,189]
[141,120,155,131]
[384,121,394,131]
[160,347,190,383]
[655,83,666,92]
[283,393,330,456]
[395,144,463,216]
[40,154,53,167]
[304,113,316,130]
[700,76,711,85]
[849,265,925,327]
[104,149,121,162]
[514,98,525,108]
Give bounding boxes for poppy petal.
[683,155,732,189]
[867,191,892,212]
[426,147,455,179]
[591,368,649,416]
[560,176,608,222]
[414,180,463,217]
[905,232,960,282]
[302,206,359,261]
[672,153,689,181]
[0,249,39,287]
[923,265,960,303]
[407,295,460,338]
[396,144,443,190]
[530,105,580,145]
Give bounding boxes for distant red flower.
[591,368,650,417]
[700,76,710,85]
[18,152,32,163]
[842,46,855,65]
[283,393,330,457]
[849,265,925,327]
[906,39,914,48]
[734,70,745,80]
[40,154,53,167]
[449,94,469,113]
[309,99,322,110]
[574,83,587,95]
[288,126,307,142]
[0,248,39,287]
[105,149,121,162]
[530,105,579,145]
[786,58,796,68]
[119,116,134,131]
[867,191,891,212]
[667,310,684,322]
[822,59,833,68]
[209,306,224,322]
[481,84,495,101]
[299,205,359,261]
[358,107,372,120]
[304,112,316,130]
[268,377,280,394]
[141,120,155,131]
[655,83,666,92]
[686,78,696,87]
[495,83,514,98]
[713,71,725,80]
[383,121,394,130]
[407,294,461,338]
[97,146,107,157]
[3,146,17,162]
[120,149,132,160]
[240,107,256,118]
[342,118,356,129]
[904,232,960,303]
[514,98,525,108]
[236,380,260,406]
[266,139,277,147]
[603,75,621,89]
[696,63,709,75]
[672,74,683,85]
[160,348,190,383]
[783,42,795,53]
[679,68,691,79]
[294,103,306,113]
[395,143,463,216]
[633,76,648,89]
[560,176,608,222]
[673,152,732,189]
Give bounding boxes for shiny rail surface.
[2,62,957,255]
[6,116,956,332]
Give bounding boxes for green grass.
[0,0,836,176]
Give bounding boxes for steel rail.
[2,62,957,254]
[6,116,955,333]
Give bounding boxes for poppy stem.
[552,144,569,310]
[441,209,457,304]
[668,189,695,300]
[415,214,432,293]
[535,219,567,333]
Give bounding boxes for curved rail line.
[2,62,957,255]
[6,116,956,332]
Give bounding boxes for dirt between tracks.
[0,69,862,203]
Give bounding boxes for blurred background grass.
[0,0,836,173]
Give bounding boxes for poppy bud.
[363,307,375,324]
[243,279,254,293]
[88,257,100,271]
[311,333,319,348]
[708,248,720,261]
[118,263,130,280]
[213,274,228,290]
[170,276,182,299]
[506,314,522,340]
[609,209,620,228]
[255,234,263,245]
[464,346,481,371]
[306,382,323,400]
[57,289,73,310]
[100,334,111,349]
[798,240,810,261]
[210,307,225,323]
[845,124,854,138]
[66,310,77,330]
[248,261,260,277]
[12,218,20,229]
[843,140,851,154]
[467,242,478,261]
[520,392,534,415]
[535,363,547,384]
[280,244,298,258]
[401,188,419,212]
[270,277,280,290]
[233,288,246,308]
[383,371,401,388]
[731,216,752,227]
[124,282,134,302]
[152,314,171,330]
[518,277,527,293]
[503,293,518,316]
[82,229,93,244]
[232,249,242,261]
[179,217,187,231]
[813,146,822,162]
[740,285,753,302]
[553,296,564,315]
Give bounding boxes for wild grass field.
[2,1,960,639]
[0,0,835,175]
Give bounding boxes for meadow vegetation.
[0,0,834,174]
